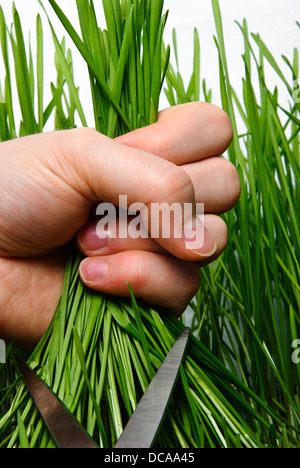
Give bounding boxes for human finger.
[76,214,227,262]
[77,218,165,256]
[79,250,201,316]
[195,214,228,267]
[182,157,241,214]
[115,102,233,165]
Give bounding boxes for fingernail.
[80,259,107,282]
[183,215,217,257]
[79,225,110,252]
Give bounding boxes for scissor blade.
[115,327,190,449]
[15,355,98,449]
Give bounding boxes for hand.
[0,103,239,347]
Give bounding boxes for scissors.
[15,327,190,449]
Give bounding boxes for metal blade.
[15,355,98,449]
[115,327,190,448]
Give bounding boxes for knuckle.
[71,126,98,139]
[223,160,241,208]
[184,266,202,300]
[128,252,148,293]
[156,164,195,205]
[50,127,107,201]
[170,268,201,316]
[205,103,233,153]
[171,265,201,314]
[218,110,234,150]
[61,127,105,155]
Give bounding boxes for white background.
[0,0,299,129]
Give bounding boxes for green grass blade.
[193,28,200,101]
[46,0,131,131]
[251,33,294,97]
[128,284,155,379]
[0,6,16,137]
[49,23,87,127]
[10,8,37,134]
[36,14,44,132]
[17,411,30,449]
[73,326,108,447]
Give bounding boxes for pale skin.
[0,102,240,348]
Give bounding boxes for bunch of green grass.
[205,1,299,433]
[1,0,299,448]
[0,3,86,140]
[165,0,300,439]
